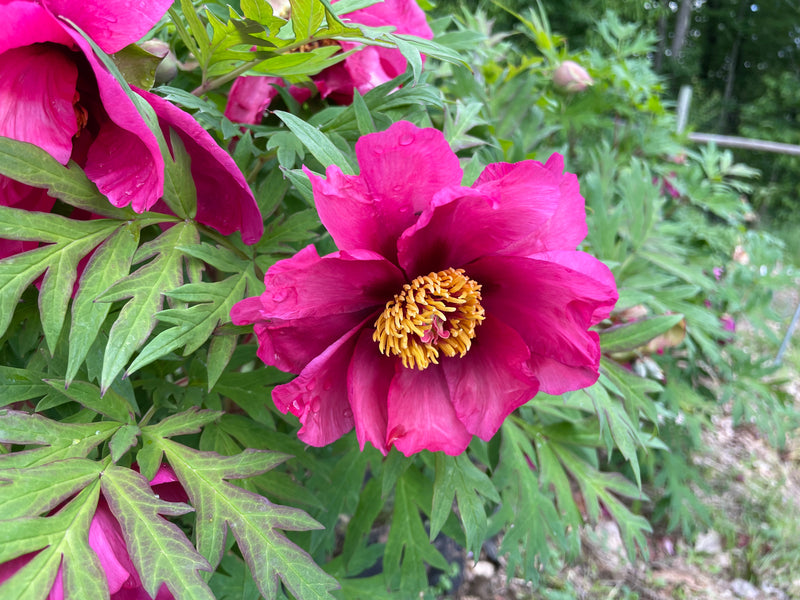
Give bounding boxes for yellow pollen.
[373,268,485,370]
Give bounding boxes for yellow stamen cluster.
[373,268,485,370]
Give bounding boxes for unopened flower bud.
[140,39,178,83]
[553,60,593,93]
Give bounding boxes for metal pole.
[775,299,800,366]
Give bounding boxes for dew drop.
[305,380,316,391]
[95,430,101,435]
[398,133,414,146]
[322,379,333,391]
[291,399,302,411]
[342,408,352,419]
[71,439,80,445]
[310,397,321,413]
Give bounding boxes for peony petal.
[272,320,367,447]
[442,315,539,440]
[84,117,161,211]
[232,245,401,372]
[43,0,173,54]
[469,254,617,395]
[136,88,263,244]
[309,121,462,262]
[88,498,139,593]
[66,30,164,211]
[339,0,432,37]
[0,45,79,164]
[255,245,404,320]
[385,366,471,456]
[224,76,282,124]
[0,2,72,54]
[347,329,395,454]
[471,155,586,252]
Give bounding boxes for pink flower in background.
[553,60,593,93]
[224,0,433,124]
[0,0,263,257]
[0,465,184,599]
[231,121,618,456]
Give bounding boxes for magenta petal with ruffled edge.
[136,88,263,244]
[442,315,538,440]
[309,121,462,262]
[224,76,282,124]
[386,366,472,456]
[470,253,617,395]
[0,1,72,54]
[272,321,366,446]
[0,45,78,164]
[63,32,164,212]
[43,0,174,54]
[347,329,395,453]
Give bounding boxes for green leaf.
[146,408,224,440]
[162,129,199,220]
[112,42,164,89]
[384,469,449,594]
[599,313,685,353]
[126,274,250,376]
[44,378,134,423]
[0,366,49,407]
[290,0,326,39]
[0,458,104,519]
[0,137,132,219]
[207,334,237,391]
[0,481,108,600]
[97,222,198,391]
[67,222,141,386]
[102,465,214,600]
[109,424,142,463]
[430,454,499,555]
[177,243,250,274]
[274,111,357,174]
[0,410,120,469]
[257,209,321,253]
[158,440,339,599]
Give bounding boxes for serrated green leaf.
[257,209,321,253]
[145,408,224,440]
[274,111,357,174]
[66,222,141,385]
[0,458,103,519]
[109,424,141,463]
[98,223,198,391]
[0,137,132,219]
[430,454,499,555]
[341,476,383,574]
[600,356,661,424]
[0,481,107,600]
[102,464,213,600]
[384,469,450,594]
[290,0,326,39]
[0,366,49,406]
[42,379,134,423]
[207,334,237,391]
[0,411,120,469]
[158,440,339,600]
[599,314,685,353]
[127,274,249,375]
[162,129,198,220]
[177,243,250,273]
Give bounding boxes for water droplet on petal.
[305,380,316,391]
[272,288,289,302]
[322,379,333,391]
[342,408,352,419]
[398,133,414,146]
[310,397,321,413]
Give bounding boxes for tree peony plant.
[231,121,618,456]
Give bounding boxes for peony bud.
[140,39,179,83]
[553,60,593,93]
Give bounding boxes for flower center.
[373,268,485,370]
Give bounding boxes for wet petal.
[442,315,538,440]
[137,88,263,244]
[43,0,173,54]
[470,254,617,395]
[309,121,462,262]
[386,366,471,456]
[0,2,72,54]
[89,498,139,593]
[0,45,79,164]
[224,76,282,124]
[272,321,365,447]
[347,329,395,454]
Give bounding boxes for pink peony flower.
[231,121,618,456]
[553,60,594,93]
[0,465,185,599]
[224,0,433,123]
[0,0,263,254]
